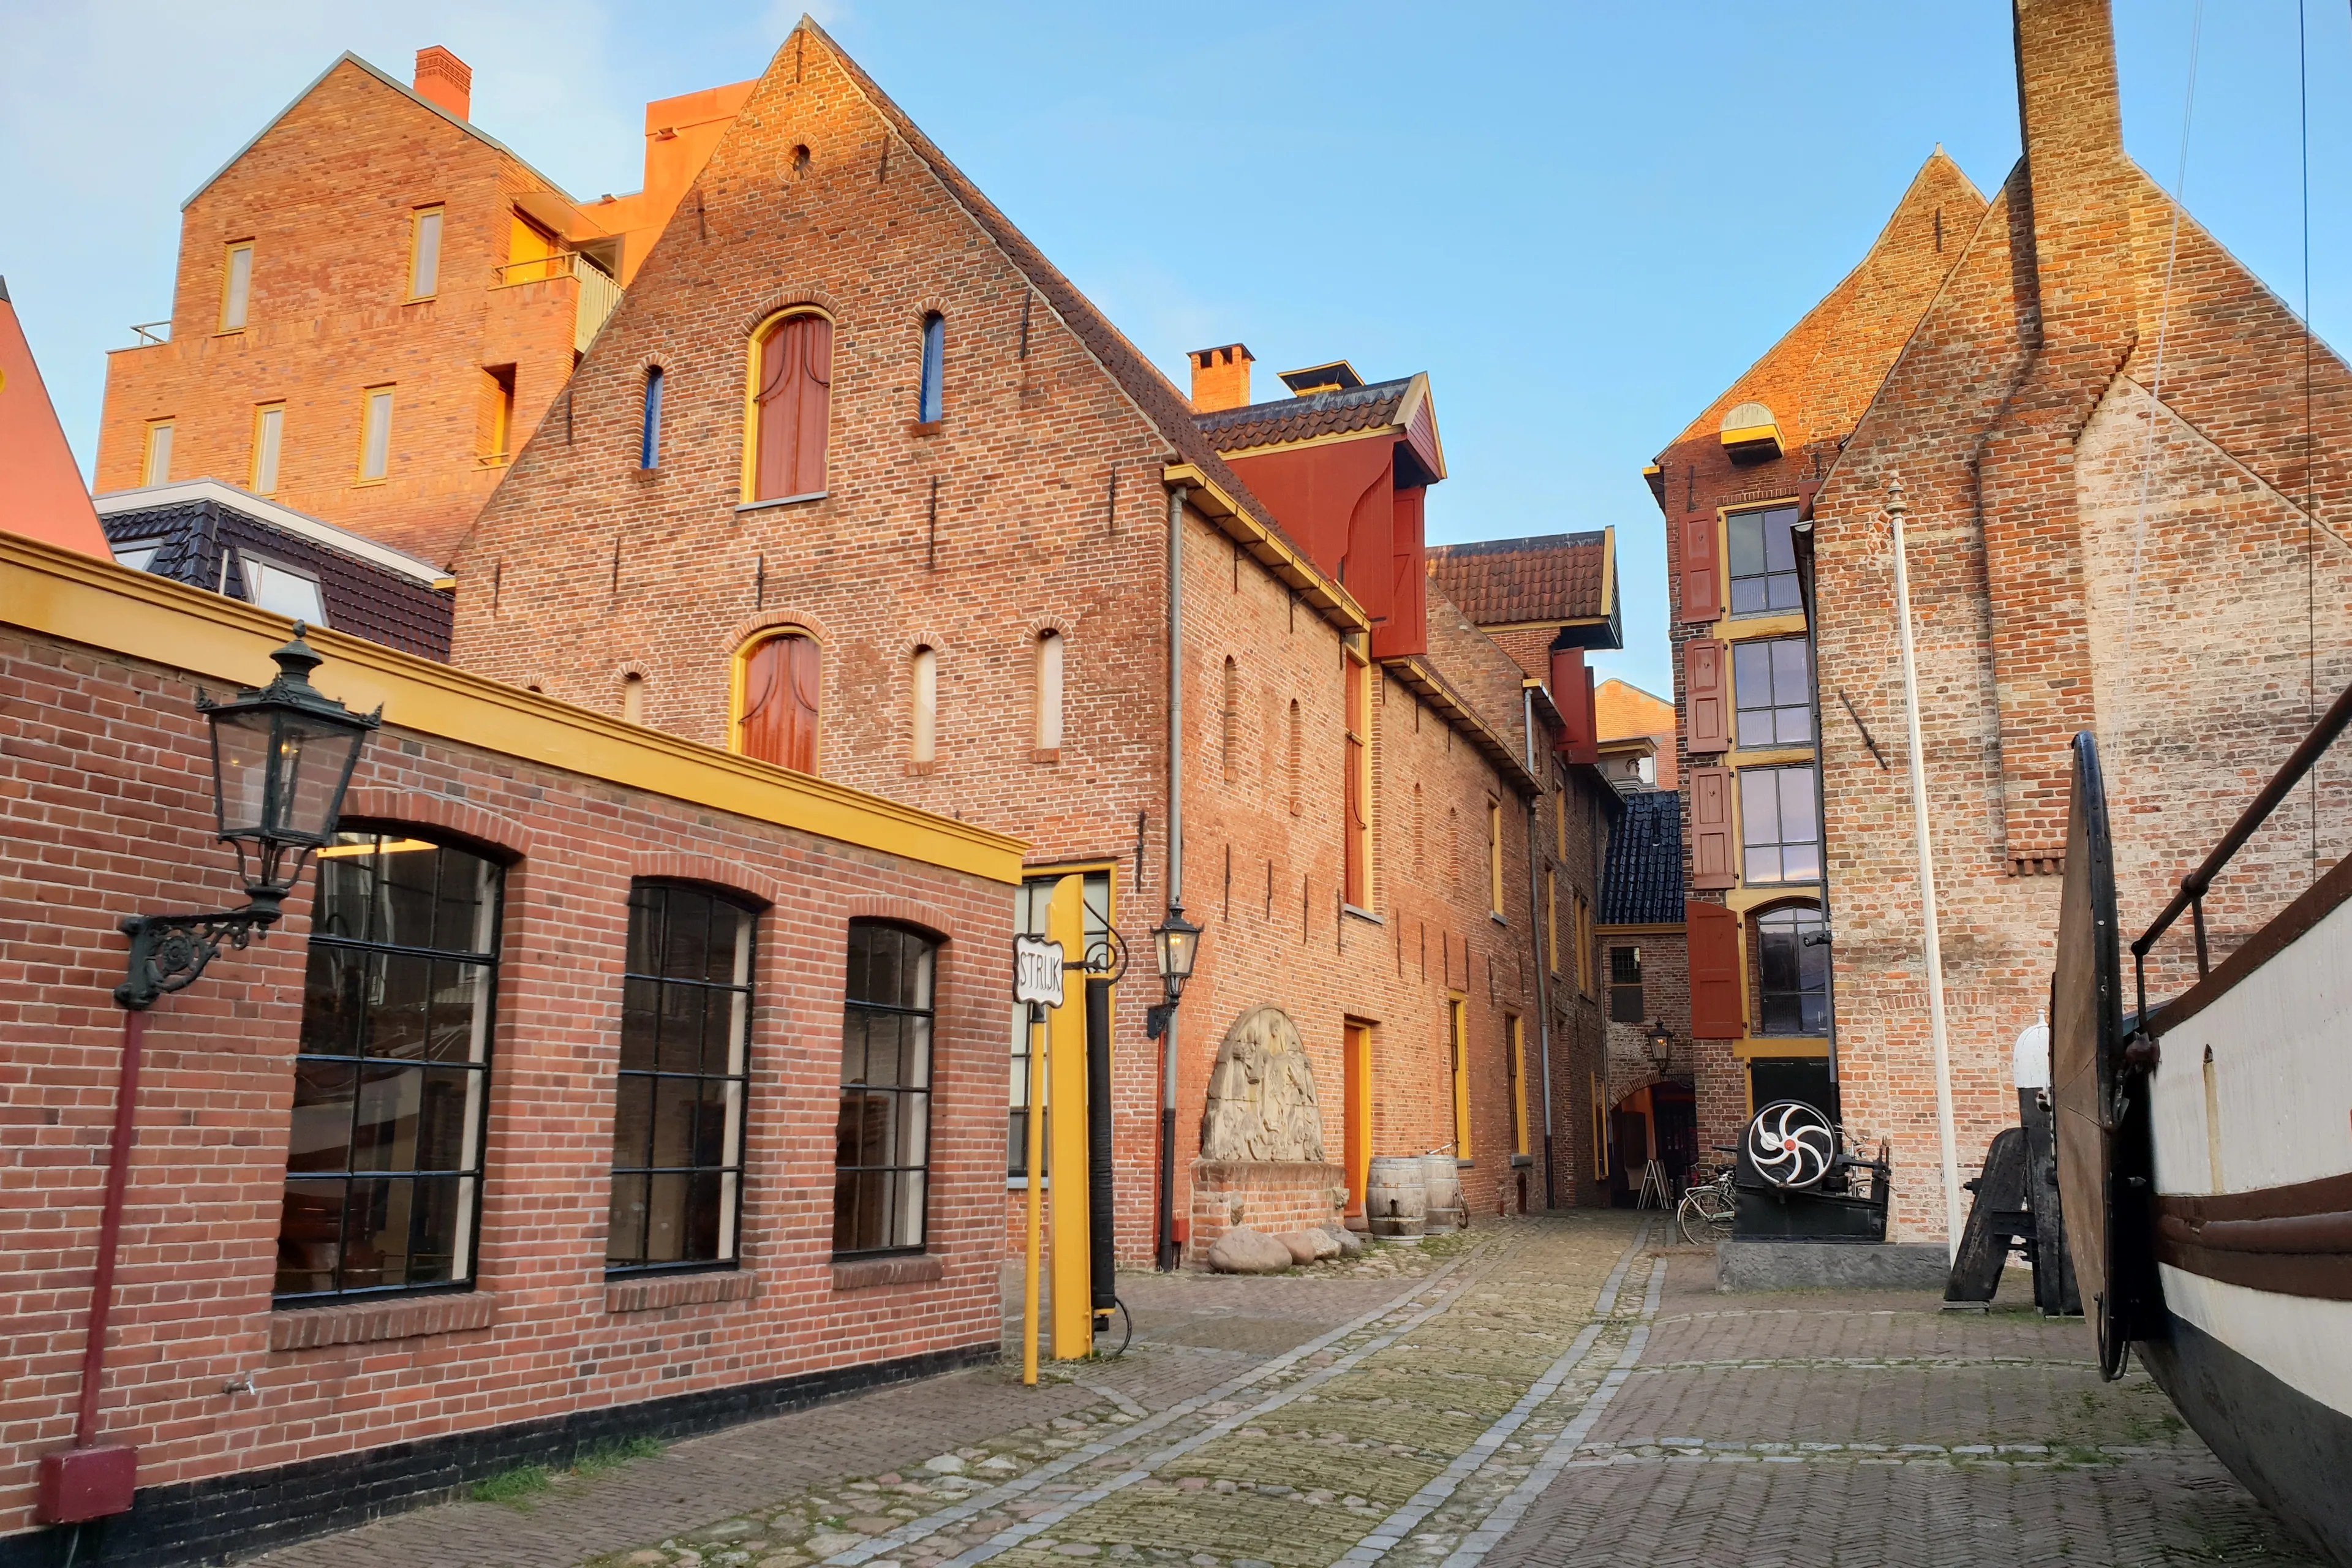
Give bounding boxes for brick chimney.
[414,46,473,122]
[1977,0,2143,869]
[1189,344,1254,413]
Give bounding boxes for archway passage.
[1607,1080,1695,1207]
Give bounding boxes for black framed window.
[1740,764,1821,884]
[277,832,501,1303]
[1756,907,1830,1036]
[609,883,755,1272]
[1007,872,1110,1177]
[1727,504,1801,616]
[1608,945,1645,1023]
[1733,636,1812,748]
[835,921,937,1254]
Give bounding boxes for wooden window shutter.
[1551,647,1597,763]
[754,315,833,500]
[1684,638,1729,755]
[1680,508,1721,622]
[740,633,821,774]
[1690,765,1736,890]
[1689,901,1743,1039]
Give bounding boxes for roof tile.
[1195,379,1411,453]
[1425,533,1607,626]
[1599,790,1684,926]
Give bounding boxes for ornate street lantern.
[117,626,379,1008]
[1646,1019,1675,1072]
[1152,900,1203,1006]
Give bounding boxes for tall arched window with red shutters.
[748,311,833,502]
[737,631,822,774]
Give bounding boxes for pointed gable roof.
[794,19,1325,600]
[0,279,108,559]
[1670,150,1985,455]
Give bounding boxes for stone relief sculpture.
[1200,1005,1327,1163]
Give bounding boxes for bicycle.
[1676,1161,1736,1246]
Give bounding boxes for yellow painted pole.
[1022,1000,1043,1387]
[1046,874,1092,1359]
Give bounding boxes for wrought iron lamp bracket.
[115,907,281,1011]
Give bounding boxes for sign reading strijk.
[1013,934,1065,1008]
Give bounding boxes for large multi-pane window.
[835,922,938,1254]
[1008,872,1110,1177]
[277,832,500,1302]
[609,883,755,1272]
[1727,504,1801,616]
[1740,765,1821,884]
[1756,907,1830,1036]
[1733,637,1812,748]
[1608,946,1645,1023]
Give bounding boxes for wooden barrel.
[1366,1156,1427,1239]
[1421,1152,1467,1233]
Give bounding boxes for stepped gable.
[1669,149,1985,456]
[1426,533,1608,625]
[1599,790,1683,926]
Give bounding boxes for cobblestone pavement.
[243,1220,2326,1568]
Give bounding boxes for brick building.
[0,529,1022,1564]
[443,18,1626,1250]
[1646,142,1981,1170]
[1595,677,1675,791]
[1804,0,2352,1238]
[95,48,749,566]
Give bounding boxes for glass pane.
[1776,704,1813,745]
[612,1072,653,1170]
[657,982,706,1074]
[683,1170,725,1262]
[1781,840,1822,883]
[1773,638,1810,690]
[715,902,753,987]
[620,976,659,1071]
[1798,927,1830,990]
[277,1179,346,1295]
[1758,925,1800,991]
[900,1087,930,1169]
[607,1172,649,1266]
[841,1009,869,1088]
[301,942,367,1055]
[720,986,749,1076]
[1740,771,1781,845]
[905,1015,932,1091]
[1763,509,1797,571]
[662,889,710,981]
[895,1169,927,1250]
[845,922,871,1002]
[1734,642,1769,706]
[352,1062,421,1172]
[646,1172,688,1263]
[382,845,439,950]
[706,981,744,1074]
[426,960,487,1063]
[1727,516,1765,580]
[865,926,903,1008]
[1779,769,1818,840]
[905,935,935,1011]
[339,1175,407,1289]
[1744,846,1780,884]
[857,1011,902,1087]
[433,848,492,956]
[627,884,662,976]
[312,840,372,940]
[214,711,271,835]
[405,1175,464,1286]
[413,1068,475,1170]
[363,952,431,1059]
[650,1075,704,1169]
[287,1060,356,1172]
[1729,577,1767,615]
[1760,993,1801,1035]
[1768,571,1803,611]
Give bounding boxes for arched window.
[1755,905,1830,1036]
[1412,783,1426,875]
[1286,698,1303,816]
[918,312,945,424]
[1447,806,1461,888]
[910,646,937,764]
[1035,631,1064,755]
[639,366,664,470]
[748,311,832,502]
[1221,656,1239,783]
[739,631,821,773]
[621,672,646,725]
[835,921,937,1255]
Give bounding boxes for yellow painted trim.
[0,533,1025,885]
[1046,875,1091,1359]
[741,306,837,505]
[249,402,285,495]
[1509,1014,1529,1158]
[1162,463,1368,635]
[728,625,824,774]
[1721,612,1809,641]
[355,385,395,483]
[142,420,175,488]
[1731,1037,1831,1061]
[1725,887,1822,917]
[1725,745,1815,770]
[1596,922,1685,936]
[219,241,254,333]
[1447,992,1472,1161]
[1718,423,1782,450]
[1599,527,1616,619]
[407,206,444,301]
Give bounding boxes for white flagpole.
[1887,477,1964,1261]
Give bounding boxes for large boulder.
[1207,1225,1294,1274]
[1274,1230,1329,1265]
[1322,1224,1366,1258]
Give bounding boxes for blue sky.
[3,2,2344,694]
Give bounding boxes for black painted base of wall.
[1,1341,998,1568]
[2139,1310,2352,1568]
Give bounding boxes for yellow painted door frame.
[1447,993,1472,1160]
[1045,874,1091,1359]
[1343,1019,1374,1216]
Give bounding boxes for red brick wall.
[97,60,583,565]
[443,25,1608,1255]
[0,626,1011,1537]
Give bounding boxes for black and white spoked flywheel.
[1746,1099,1836,1190]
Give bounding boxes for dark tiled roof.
[1194,379,1411,453]
[805,21,1314,579]
[102,497,454,661]
[1426,533,1607,626]
[1600,790,1684,925]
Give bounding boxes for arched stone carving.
[1200,1006,1326,1163]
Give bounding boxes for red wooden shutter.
[1689,901,1743,1039]
[741,633,822,773]
[754,315,834,500]
[1551,647,1597,763]
[1679,508,1721,622]
[1690,764,1735,890]
[1683,638,1729,755]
